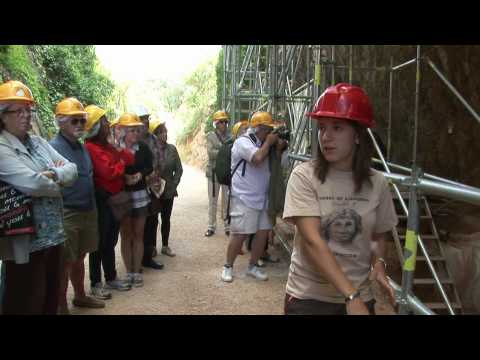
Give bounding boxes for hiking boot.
[204,229,215,237]
[132,273,144,287]
[161,246,176,257]
[221,265,233,282]
[91,283,112,300]
[246,265,268,281]
[105,278,132,291]
[72,296,105,309]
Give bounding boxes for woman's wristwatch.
[345,290,361,303]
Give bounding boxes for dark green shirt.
[159,143,183,199]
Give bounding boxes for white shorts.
[229,196,272,234]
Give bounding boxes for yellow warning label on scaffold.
[403,230,418,271]
[315,64,321,86]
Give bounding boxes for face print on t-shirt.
[320,208,363,244]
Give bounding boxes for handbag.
[148,178,166,199]
[106,191,133,221]
[0,180,36,237]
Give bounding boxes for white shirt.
[230,130,270,210]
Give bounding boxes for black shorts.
[284,293,376,315]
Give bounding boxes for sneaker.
[161,246,176,257]
[125,273,134,285]
[246,265,268,281]
[204,229,215,237]
[91,283,112,300]
[132,273,144,287]
[105,278,132,291]
[256,259,265,268]
[221,265,233,283]
[261,252,280,263]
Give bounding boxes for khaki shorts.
[62,208,99,262]
[229,196,272,234]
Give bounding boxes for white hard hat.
[132,105,150,117]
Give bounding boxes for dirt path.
[68,165,290,315]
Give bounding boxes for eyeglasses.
[3,108,37,117]
[70,118,87,126]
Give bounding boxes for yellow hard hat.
[0,80,35,104]
[250,111,273,128]
[148,117,166,134]
[117,113,143,127]
[85,105,106,132]
[109,117,120,127]
[231,120,249,138]
[212,110,229,122]
[55,97,87,117]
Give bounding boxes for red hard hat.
[306,83,375,128]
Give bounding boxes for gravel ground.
[67,165,290,315]
[67,164,395,315]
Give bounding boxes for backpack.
[215,138,234,186]
[215,133,256,186]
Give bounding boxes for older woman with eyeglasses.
[0,80,77,315]
[115,113,153,288]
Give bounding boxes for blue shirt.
[49,133,95,211]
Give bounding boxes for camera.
[272,126,290,141]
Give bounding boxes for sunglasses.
[70,118,87,126]
[218,120,228,124]
[127,128,141,133]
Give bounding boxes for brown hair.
[0,103,8,133]
[313,122,374,193]
[154,123,167,136]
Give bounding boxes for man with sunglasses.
[205,110,230,238]
[49,97,104,314]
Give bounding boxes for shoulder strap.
[238,133,257,146]
[231,159,246,177]
[248,133,257,145]
[214,131,225,145]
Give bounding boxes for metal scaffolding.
[222,45,480,315]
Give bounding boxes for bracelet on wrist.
[345,290,361,303]
[371,257,387,271]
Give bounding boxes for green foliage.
[123,78,185,118]
[212,47,224,135]
[176,55,219,144]
[31,45,115,110]
[0,45,54,137]
[0,45,118,138]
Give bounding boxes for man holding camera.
[221,111,288,283]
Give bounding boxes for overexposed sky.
[95,45,221,83]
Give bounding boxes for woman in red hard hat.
[282,83,398,315]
